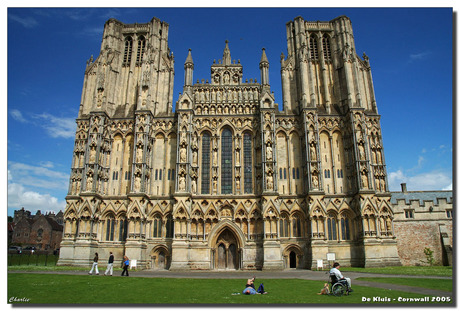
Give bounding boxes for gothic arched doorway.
[289,251,297,268]
[150,246,171,270]
[215,228,239,270]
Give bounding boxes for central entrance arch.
[215,228,239,270]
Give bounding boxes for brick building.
[11,208,64,252]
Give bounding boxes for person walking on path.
[104,252,114,276]
[121,256,130,277]
[89,253,99,275]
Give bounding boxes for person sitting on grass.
[243,277,267,295]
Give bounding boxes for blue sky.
[6,6,454,217]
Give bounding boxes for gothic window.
[280,213,289,237]
[341,216,351,240]
[123,36,133,65]
[136,35,146,64]
[292,214,302,237]
[118,218,128,242]
[279,168,283,179]
[153,215,162,238]
[327,213,338,240]
[165,214,174,238]
[201,132,211,194]
[322,36,331,60]
[243,133,253,193]
[105,216,115,241]
[309,36,318,60]
[221,128,233,194]
[284,168,287,179]
[296,168,300,180]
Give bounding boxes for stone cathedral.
[59,15,402,270]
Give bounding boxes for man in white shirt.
[330,262,353,291]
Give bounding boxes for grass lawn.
[7,273,452,304]
[340,266,452,277]
[356,277,452,292]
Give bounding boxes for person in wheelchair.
[330,262,353,293]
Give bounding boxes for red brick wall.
[393,221,447,266]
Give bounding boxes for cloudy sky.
[6,5,454,217]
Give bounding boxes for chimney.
[401,183,407,193]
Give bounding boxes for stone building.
[58,15,402,269]
[392,183,453,266]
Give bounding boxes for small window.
[405,210,414,219]
[446,210,452,218]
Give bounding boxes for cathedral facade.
[58,15,401,270]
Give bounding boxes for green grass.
[7,273,452,304]
[340,266,452,277]
[356,277,452,292]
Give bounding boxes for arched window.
[309,36,318,60]
[327,213,338,240]
[118,217,128,241]
[280,213,289,237]
[136,35,146,64]
[322,36,331,60]
[221,128,233,194]
[341,215,351,240]
[153,214,162,238]
[165,214,174,238]
[201,132,211,194]
[243,132,253,193]
[123,36,133,65]
[105,215,115,241]
[292,214,302,237]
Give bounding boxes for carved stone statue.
[266,145,273,161]
[180,147,187,162]
[266,174,273,190]
[179,175,186,191]
[191,178,197,193]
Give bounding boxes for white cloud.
[9,14,39,28]
[31,113,76,139]
[388,169,452,192]
[409,51,432,62]
[10,109,27,123]
[8,182,65,215]
[8,161,68,183]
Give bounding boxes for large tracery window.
[136,35,146,64]
[221,128,233,194]
[201,132,211,194]
[309,36,318,60]
[105,216,115,241]
[327,213,338,240]
[243,133,253,193]
[322,36,331,60]
[123,36,133,65]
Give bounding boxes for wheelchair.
[329,274,351,296]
